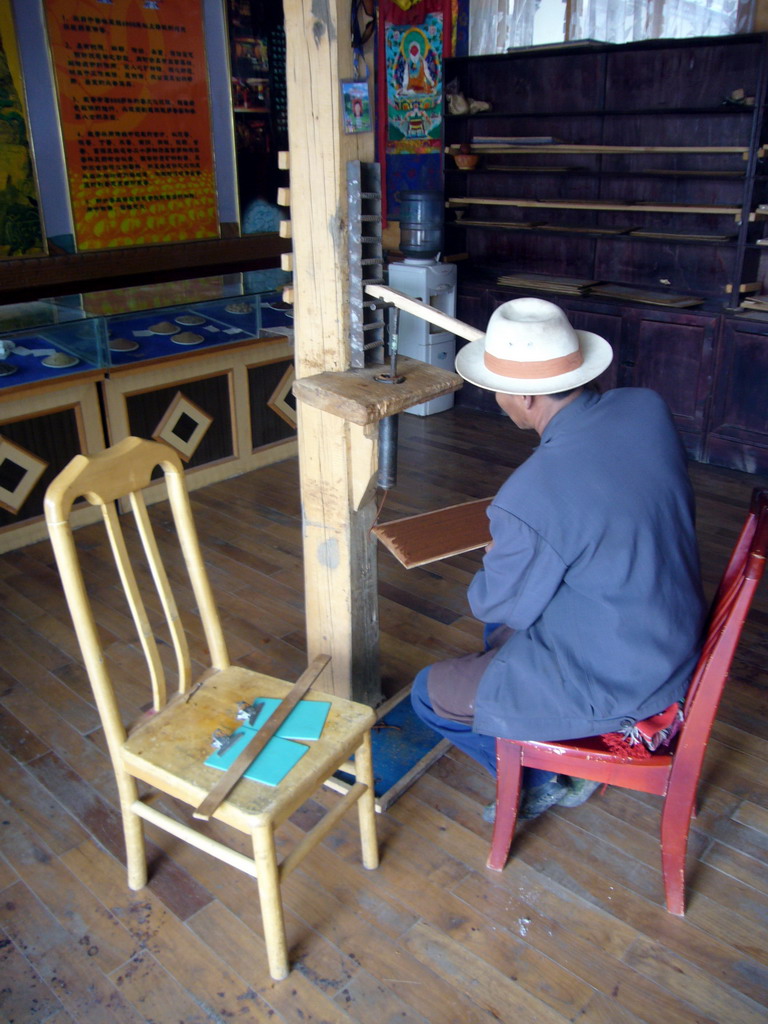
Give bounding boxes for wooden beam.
[0,235,289,304]
[284,0,381,703]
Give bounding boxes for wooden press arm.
[365,284,485,343]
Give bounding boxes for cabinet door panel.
[455,285,498,414]
[565,305,623,392]
[706,320,768,473]
[621,310,716,457]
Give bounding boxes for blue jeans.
[410,666,554,788]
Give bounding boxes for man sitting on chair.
[411,297,707,820]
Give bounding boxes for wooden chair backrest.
[675,487,768,764]
[44,437,230,742]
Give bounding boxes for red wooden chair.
[486,487,768,915]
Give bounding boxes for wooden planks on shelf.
[496,273,598,294]
[452,219,736,242]
[589,283,703,307]
[453,218,635,237]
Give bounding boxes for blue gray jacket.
[470,388,707,741]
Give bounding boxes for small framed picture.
[341,79,372,134]
[152,391,213,462]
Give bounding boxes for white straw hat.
[455,297,613,395]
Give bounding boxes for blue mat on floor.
[335,691,446,804]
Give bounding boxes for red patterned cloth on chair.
[601,702,684,758]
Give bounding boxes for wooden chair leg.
[252,822,290,980]
[354,732,379,870]
[486,740,524,872]
[659,784,697,916]
[118,777,148,891]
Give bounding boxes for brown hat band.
[484,348,583,379]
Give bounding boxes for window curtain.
[469,0,755,55]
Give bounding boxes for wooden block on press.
[279,220,292,239]
[282,286,294,304]
[277,187,291,207]
[373,498,493,568]
[292,355,462,425]
[280,252,293,272]
[278,151,290,170]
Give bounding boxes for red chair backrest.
[674,488,768,765]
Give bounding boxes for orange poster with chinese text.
[44,0,219,250]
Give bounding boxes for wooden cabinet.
[619,308,717,460]
[706,317,768,472]
[102,336,296,511]
[444,34,768,308]
[452,283,716,461]
[444,35,768,474]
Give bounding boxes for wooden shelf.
[445,34,768,474]
[447,197,743,217]
[450,219,738,244]
[459,166,747,180]
[446,143,753,156]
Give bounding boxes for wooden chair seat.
[44,436,378,981]
[123,665,374,832]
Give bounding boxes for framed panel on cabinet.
[619,307,717,460]
[101,335,297,511]
[706,316,768,474]
[0,375,106,553]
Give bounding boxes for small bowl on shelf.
[453,153,479,170]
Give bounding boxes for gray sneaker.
[556,777,601,808]
[519,777,570,819]
[482,777,572,825]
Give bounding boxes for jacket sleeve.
[467,505,566,629]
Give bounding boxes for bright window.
[469,0,755,54]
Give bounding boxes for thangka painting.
[0,5,46,258]
[385,14,443,154]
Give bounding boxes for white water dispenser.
[387,257,457,416]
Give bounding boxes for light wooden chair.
[44,436,378,980]
[486,487,768,916]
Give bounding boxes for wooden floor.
[2,405,768,1024]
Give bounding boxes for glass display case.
[0,272,296,553]
[0,274,294,393]
[0,299,108,390]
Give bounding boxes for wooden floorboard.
[1,405,767,1023]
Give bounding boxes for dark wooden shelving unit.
[444,33,768,474]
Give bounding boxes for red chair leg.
[660,783,697,916]
[486,740,523,871]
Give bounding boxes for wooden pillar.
[283,0,381,702]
